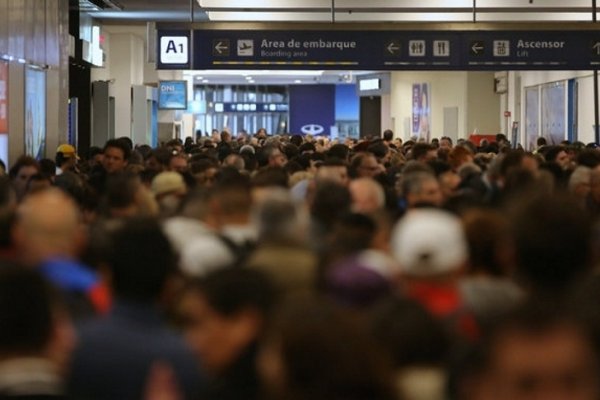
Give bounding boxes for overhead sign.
[157,30,191,69]
[157,29,600,70]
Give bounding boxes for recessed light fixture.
[202,79,209,83]
[294,79,302,83]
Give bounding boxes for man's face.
[169,156,188,173]
[440,138,452,150]
[317,166,349,186]
[102,146,127,174]
[439,171,460,200]
[424,149,438,162]
[269,150,287,168]
[178,291,250,375]
[555,150,570,170]
[408,178,443,207]
[357,155,381,178]
[477,325,600,400]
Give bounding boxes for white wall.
[466,72,501,136]
[390,71,500,141]
[91,25,158,141]
[577,75,596,144]
[380,93,392,132]
[391,71,468,141]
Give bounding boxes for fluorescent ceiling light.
[476,12,592,21]
[337,0,472,7]
[207,11,334,22]
[335,12,473,22]
[477,0,590,7]
[199,0,329,8]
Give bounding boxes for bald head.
[13,188,84,266]
[349,178,385,214]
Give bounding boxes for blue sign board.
[156,29,600,71]
[158,80,188,110]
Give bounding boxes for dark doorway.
[360,96,381,138]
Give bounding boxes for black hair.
[542,145,566,163]
[290,134,303,147]
[107,218,177,302]
[367,142,389,160]
[252,167,289,188]
[0,267,60,356]
[8,155,39,179]
[103,139,131,162]
[427,159,453,177]
[38,159,56,178]
[371,296,449,368]
[101,172,140,212]
[117,136,134,151]
[190,268,276,317]
[577,149,600,168]
[54,171,86,206]
[327,144,350,161]
[383,129,394,141]
[411,143,436,161]
[88,146,103,159]
[510,194,591,293]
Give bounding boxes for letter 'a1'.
[160,36,188,64]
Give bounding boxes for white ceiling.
[88,0,600,23]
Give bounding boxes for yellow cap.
[56,144,77,158]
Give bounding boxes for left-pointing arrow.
[215,41,227,54]
[387,42,400,55]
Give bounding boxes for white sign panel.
[160,36,189,64]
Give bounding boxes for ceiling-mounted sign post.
[156,29,600,71]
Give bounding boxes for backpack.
[218,234,256,268]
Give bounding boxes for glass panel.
[541,81,566,145]
[525,86,539,151]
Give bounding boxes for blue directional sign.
[462,31,600,70]
[156,29,600,70]
[192,30,462,70]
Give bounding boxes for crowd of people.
[1,128,600,399]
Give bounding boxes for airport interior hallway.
[1,1,600,399]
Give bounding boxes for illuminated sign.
[158,81,188,110]
[359,78,381,91]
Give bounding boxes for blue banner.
[289,85,335,136]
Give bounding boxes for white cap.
[391,209,467,277]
